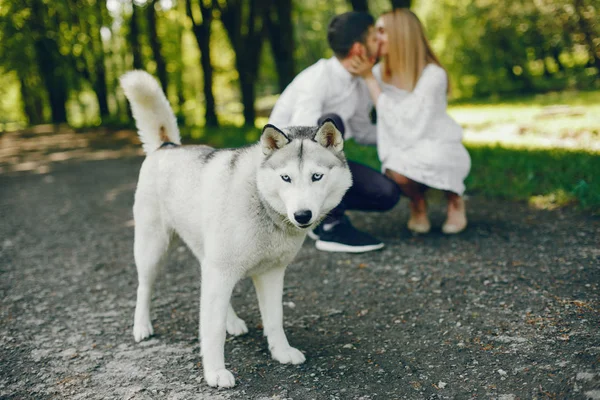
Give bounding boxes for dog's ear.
[314,119,344,152]
[260,124,290,155]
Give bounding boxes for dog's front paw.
[270,346,306,365]
[204,368,236,388]
[133,321,154,342]
[226,315,248,337]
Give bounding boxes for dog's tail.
[120,70,181,154]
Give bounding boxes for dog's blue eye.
[281,174,291,183]
[312,173,323,182]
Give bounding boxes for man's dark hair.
[327,12,375,59]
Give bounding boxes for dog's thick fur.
[120,71,352,388]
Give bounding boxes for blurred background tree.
[0,0,597,129]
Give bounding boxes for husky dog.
[120,71,352,388]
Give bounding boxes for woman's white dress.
[374,63,471,195]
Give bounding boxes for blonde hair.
[381,9,449,93]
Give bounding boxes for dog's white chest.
[241,231,305,276]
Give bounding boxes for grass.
[179,90,600,213]
[448,90,600,143]
[179,124,599,213]
[344,141,599,212]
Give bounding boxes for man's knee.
[365,176,401,212]
[378,181,402,211]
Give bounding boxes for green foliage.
[0,70,26,128]
[1,0,596,215]
[466,144,599,210]
[342,140,600,212]
[181,124,261,148]
[448,90,600,143]
[177,123,599,212]
[0,0,114,125]
[0,0,598,128]
[418,0,600,98]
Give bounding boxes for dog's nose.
[293,210,312,225]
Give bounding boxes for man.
[268,11,401,253]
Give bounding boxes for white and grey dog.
[120,71,352,388]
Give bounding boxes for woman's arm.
[362,73,382,104]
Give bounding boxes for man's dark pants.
[318,114,402,224]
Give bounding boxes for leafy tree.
[66,0,111,119]
[0,1,46,124]
[573,0,599,71]
[0,0,597,128]
[418,0,599,98]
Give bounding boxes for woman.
[349,9,471,234]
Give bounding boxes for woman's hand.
[348,54,375,79]
[349,55,381,103]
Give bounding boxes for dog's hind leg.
[226,303,248,336]
[252,267,306,365]
[133,206,170,342]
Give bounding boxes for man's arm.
[288,84,327,126]
[346,81,377,145]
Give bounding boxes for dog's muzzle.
[293,210,312,226]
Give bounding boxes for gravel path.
[1,129,599,399]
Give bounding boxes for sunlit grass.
[180,122,599,213]
[448,90,600,142]
[529,189,576,210]
[464,144,599,211]
[181,125,261,148]
[343,140,600,213]
[79,88,600,213]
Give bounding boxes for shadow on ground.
[1,129,599,399]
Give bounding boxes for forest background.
[0,0,598,210]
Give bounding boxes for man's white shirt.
[268,57,377,145]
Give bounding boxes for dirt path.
[1,129,598,399]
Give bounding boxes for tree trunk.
[219,0,271,127]
[391,0,411,8]
[348,0,368,12]
[146,0,169,94]
[239,72,256,125]
[92,0,110,118]
[34,48,68,123]
[573,0,600,72]
[93,60,110,118]
[18,73,45,125]
[198,30,218,127]
[113,29,129,121]
[551,47,565,72]
[30,1,69,124]
[129,3,143,70]
[175,0,186,112]
[185,0,219,127]
[266,0,295,92]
